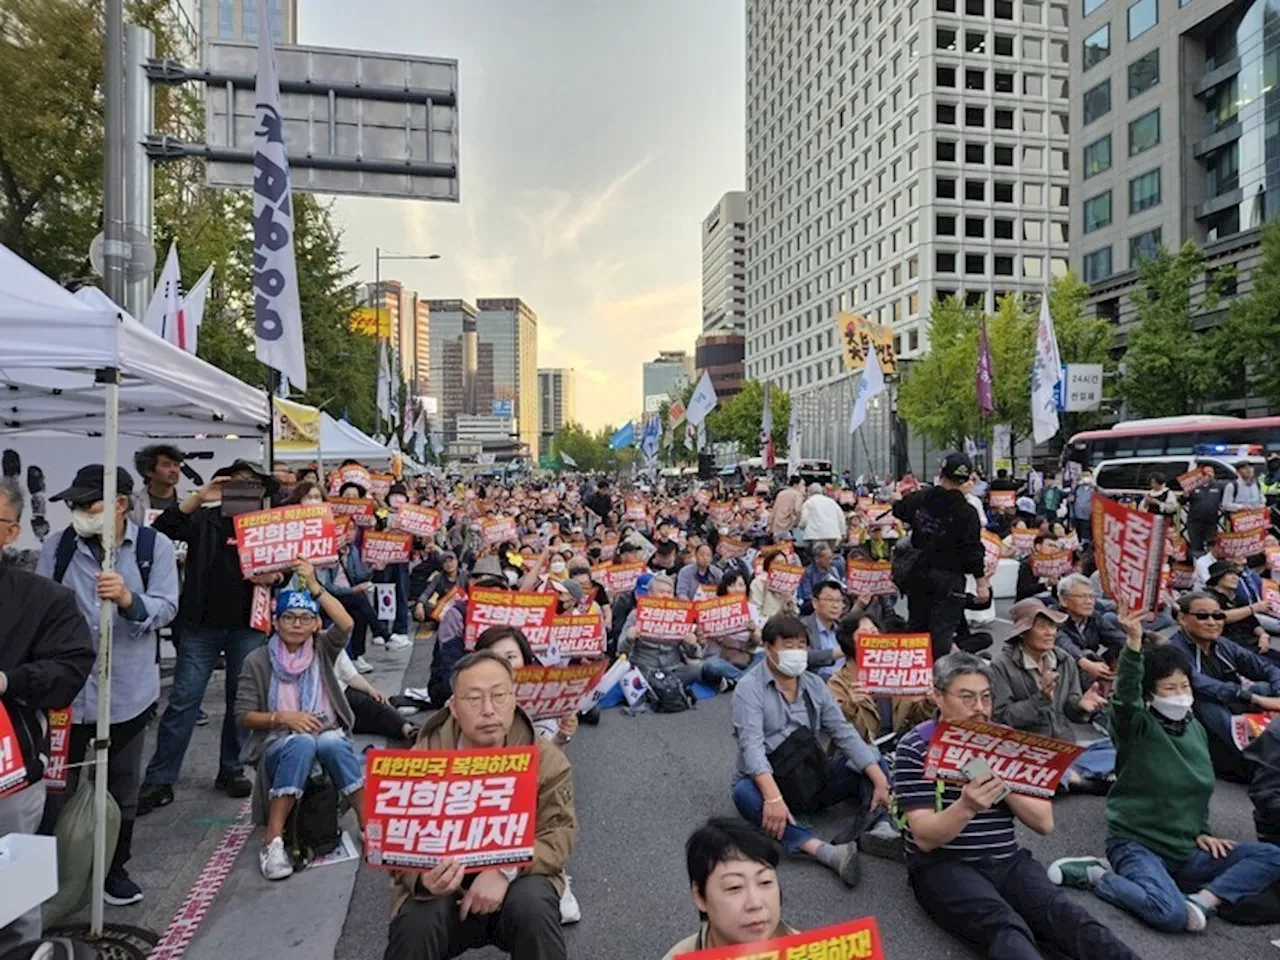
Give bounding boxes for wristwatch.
[500,867,519,883]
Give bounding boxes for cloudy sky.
[301,0,745,430]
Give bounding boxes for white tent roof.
[279,412,392,464]
[0,244,118,368]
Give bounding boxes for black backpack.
[890,538,926,591]
[53,525,156,590]
[283,769,342,868]
[645,668,694,713]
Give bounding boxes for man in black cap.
[137,460,282,814]
[893,453,989,659]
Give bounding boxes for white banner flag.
[849,341,886,434]
[1031,293,1061,445]
[686,372,719,426]
[252,2,307,390]
[180,264,215,354]
[143,242,182,344]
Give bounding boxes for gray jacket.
[989,641,1090,741]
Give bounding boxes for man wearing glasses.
[385,650,577,960]
[1170,592,1280,780]
[0,477,94,954]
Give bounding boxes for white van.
[1093,454,1265,502]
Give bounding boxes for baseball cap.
[1007,598,1068,640]
[214,459,280,495]
[940,452,974,482]
[275,589,320,617]
[1016,496,1038,515]
[550,579,584,603]
[51,465,134,506]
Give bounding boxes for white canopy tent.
[278,411,394,465]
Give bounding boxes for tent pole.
[265,370,279,472]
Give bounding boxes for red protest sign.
[481,516,518,548]
[1231,713,1278,751]
[767,562,805,596]
[1091,495,1168,613]
[234,504,338,577]
[393,504,443,538]
[514,662,609,720]
[332,463,371,494]
[635,597,698,641]
[715,537,749,560]
[694,595,753,637]
[430,586,466,622]
[1217,529,1267,560]
[708,502,734,526]
[464,589,558,648]
[249,583,273,634]
[675,916,884,960]
[1030,549,1074,580]
[855,633,933,695]
[594,561,645,596]
[864,503,894,523]
[1232,507,1271,535]
[624,498,647,522]
[0,701,25,796]
[363,747,539,872]
[982,530,1004,577]
[1058,530,1081,554]
[43,708,72,793]
[526,613,607,659]
[1009,529,1037,557]
[989,490,1017,510]
[693,489,711,508]
[368,471,394,499]
[362,530,414,567]
[1269,547,1280,574]
[1264,580,1280,618]
[1168,561,1196,590]
[739,496,760,513]
[329,495,377,527]
[847,559,896,596]
[923,719,1084,798]
[1176,466,1214,493]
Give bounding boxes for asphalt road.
[334,610,1280,960]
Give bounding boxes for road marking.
[993,617,1013,624]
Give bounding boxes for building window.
[994,217,1015,238]
[908,256,919,278]
[965,253,986,274]
[1129,168,1161,212]
[938,139,958,161]
[218,0,234,35]
[1025,1,1043,20]
[996,0,1015,15]
[937,176,957,198]
[995,71,1015,92]
[994,144,1014,165]
[1083,24,1110,70]
[1083,247,1112,282]
[994,33,1015,55]
[1083,135,1111,178]
[966,69,986,90]
[937,65,957,87]
[1129,108,1160,155]
[1130,227,1162,265]
[1024,73,1043,95]
[966,31,986,52]
[1024,146,1044,168]
[909,292,920,314]
[1128,49,1159,98]
[966,179,986,200]
[937,214,957,235]
[1127,0,1157,38]
[1083,0,1107,13]
[1024,256,1043,278]
[937,102,957,124]
[1083,191,1112,232]
[1024,37,1043,59]
[966,217,986,237]
[966,142,986,163]
[965,105,986,126]
[994,108,1015,129]
[937,251,957,272]
[1083,79,1111,125]
[994,181,1015,201]
[937,27,958,49]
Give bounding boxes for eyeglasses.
[1188,611,1227,622]
[279,612,318,625]
[945,690,994,706]
[456,689,515,710]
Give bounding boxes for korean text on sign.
[708,502,734,526]
[464,589,558,648]
[595,562,644,596]
[234,504,338,577]
[525,613,608,660]
[923,719,1084,798]
[1091,495,1167,613]
[1176,466,1214,493]
[328,495,376,527]
[1030,549,1075,580]
[0,701,26,796]
[1218,529,1268,560]
[363,748,539,872]
[846,560,896,597]
[715,537,749,561]
[767,562,804,596]
[1232,508,1271,535]
[362,530,414,567]
[393,504,443,538]
[44,709,72,793]
[981,530,1003,577]
[989,491,1016,510]
[635,597,698,641]
[674,916,884,960]
[1263,580,1280,619]
[855,634,933,696]
[694,595,753,637]
[514,663,609,720]
[482,517,518,548]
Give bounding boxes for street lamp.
[370,248,441,433]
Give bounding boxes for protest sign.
[392,504,443,538]
[694,595,754,637]
[464,589,558,648]
[363,747,539,872]
[333,516,356,548]
[1269,547,1280,574]
[513,662,610,720]
[43,708,72,793]
[1217,529,1268,560]
[635,597,698,641]
[708,502,734,526]
[1009,529,1037,557]
[337,463,372,493]
[481,516,518,548]
[1264,580,1280,618]
[1058,530,1081,553]
[864,503,894,523]
[0,702,25,796]
[675,916,884,960]
[527,613,607,659]
[328,495,377,527]
[1091,494,1168,613]
[989,490,1016,510]
[234,504,337,577]
[1232,507,1271,535]
[739,496,761,513]
[1168,562,1196,590]
[369,472,394,500]
[1030,549,1074,580]
[923,719,1084,798]
[982,530,1003,577]
[767,562,805,596]
[430,586,466,622]
[1231,713,1278,751]
[1176,466,1214,493]
[715,537,749,560]
[693,489,711,509]
[1166,533,1188,562]
[624,498,647,522]
[593,561,645,596]
[362,530,413,567]
[855,634,932,696]
[847,559,896,596]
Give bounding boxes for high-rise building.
[413,298,430,396]
[744,0,1070,393]
[702,192,748,334]
[696,333,746,403]
[538,368,577,452]
[476,299,539,459]
[201,0,297,43]
[426,299,479,439]
[362,281,423,392]
[642,351,696,413]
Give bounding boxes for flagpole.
[266,369,279,471]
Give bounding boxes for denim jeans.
[732,755,884,853]
[262,730,365,799]
[1068,738,1116,782]
[1096,836,1280,932]
[144,626,265,784]
[374,563,411,634]
[701,650,763,686]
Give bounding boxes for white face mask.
[1151,693,1194,722]
[71,509,105,539]
[771,649,808,678]
[549,559,567,575]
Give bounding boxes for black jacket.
[0,556,94,787]
[153,503,251,628]
[893,486,985,578]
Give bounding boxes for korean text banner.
[328,495,377,528]
[430,586,466,622]
[635,597,698,641]
[514,662,610,720]
[43,708,72,793]
[1091,494,1168,613]
[362,530,414,567]
[988,490,1016,510]
[526,613,608,659]
[464,589,558,648]
[715,537,749,560]
[482,516,518,548]
[675,916,884,960]
[846,559,896,597]
[982,530,1003,577]
[234,504,337,577]
[1232,507,1270,535]
[766,562,805,596]
[1218,529,1268,559]
[924,719,1084,798]
[393,504,443,538]
[594,562,645,596]
[0,702,25,796]
[855,634,932,695]
[1177,466,1214,493]
[695,595,753,637]
[1030,549,1075,580]
[363,748,538,872]
[708,502,734,526]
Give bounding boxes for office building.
[362,281,427,393]
[476,299,539,459]
[538,368,577,452]
[642,350,696,413]
[696,333,746,403]
[202,0,296,43]
[744,0,1071,394]
[702,192,748,334]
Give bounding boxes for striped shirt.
[893,725,1019,865]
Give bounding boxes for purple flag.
[976,317,995,416]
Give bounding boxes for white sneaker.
[353,655,374,674]
[259,837,294,881]
[559,875,582,924]
[385,635,413,652]
[370,634,387,646]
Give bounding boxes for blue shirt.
[797,561,846,604]
[36,521,179,724]
[676,562,722,600]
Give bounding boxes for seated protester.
[334,648,418,743]
[1205,561,1276,656]
[1237,553,1280,640]
[991,599,1114,792]
[676,543,723,600]
[1053,573,1125,687]
[797,544,847,612]
[1169,591,1280,781]
[660,818,795,960]
[696,571,762,688]
[827,611,933,743]
[426,555,509,707]
[385,651,576,960]
[748,550,800,622]
[413,551,467,624]
[567,560,611,634]
[618,573,703,691]
[234,564,366,881]
[1049,606,1280,932]
[865,524,893,563]
[1015,535,1061,601]
[730,614,899,888]
[894,653,1143,960]
[800,580,849,678]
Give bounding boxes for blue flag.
[609,422,636,450]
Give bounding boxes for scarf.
[267,634,329,720]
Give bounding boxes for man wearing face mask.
[36,465,179,906]
[730,614,897,886]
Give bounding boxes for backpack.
[53,525,156,591]
[283,769,343,868]
[890,538,926,591]
[644,668,694,714]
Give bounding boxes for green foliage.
[1049,271,1119,435]
[1219,219,1280,412]
[705,380,791,457]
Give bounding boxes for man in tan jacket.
[769,475,805,539]
[385,650,577,960]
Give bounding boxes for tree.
[705,380,791,456]
[1218,219,1280,413]
[550,421,609,473]
[1119,241,1232,418]
[1050,271,1118,435]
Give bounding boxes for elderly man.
[619,573,703,691]
[800,580,847,678]
[385,650,577,960]
[1054,573,1126,686]
[797,543,846,610]
[676,543,723,600]
[799,483,844,552]
[894,652,1143,960]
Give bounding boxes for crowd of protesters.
[5,444,1280,959]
